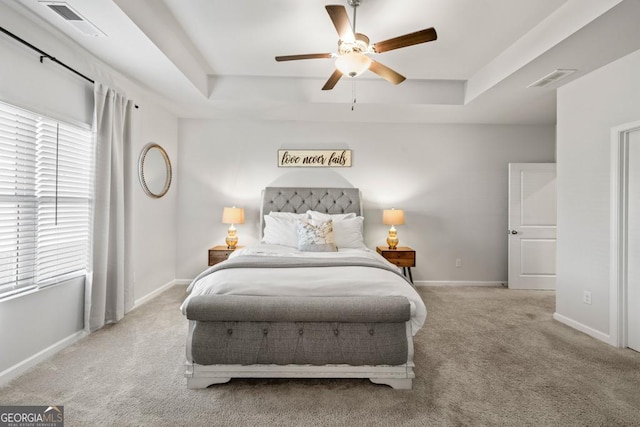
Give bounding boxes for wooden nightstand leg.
[407,267,413,284]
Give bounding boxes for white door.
[508,163,557,289]
[627,129,640,351]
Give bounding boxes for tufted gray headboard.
[260,187,362,235]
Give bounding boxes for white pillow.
[262,215,299,247]
[269,211,307,220]
[306,210,356,222]
[296,218,337,252]
[333,216,366,249]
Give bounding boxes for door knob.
[511,230,518,235]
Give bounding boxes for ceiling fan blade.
[369,60,406,85]
[372,27,437,53]
[275,53,333,62]
[325,5,354,41]
[322,69,343,91]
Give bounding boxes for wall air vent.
[527,69,576,88]
[39,1,106,37]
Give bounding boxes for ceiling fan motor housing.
[338,33,370,55]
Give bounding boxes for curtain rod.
[1,25,139,109]
[1,25,94,83]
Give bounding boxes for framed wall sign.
[278,149,352,168]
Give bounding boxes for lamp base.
[387,227,399,249]
[226,225,238,249]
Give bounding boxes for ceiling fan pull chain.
[351,80,357,111]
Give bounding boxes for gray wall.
[556,48,640,339]
[176,119,555,282]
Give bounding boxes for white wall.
[0,278,84,380]
[130,104,178,304]
[176,120,555,282]
[0,3,178,380]
[556,48,640,340]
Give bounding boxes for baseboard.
[174,279,192,286]
[415,281,506,287]
[132,279,178,310]
[0,330,86,387]
[553,312,610,344]
[1,281,185,387]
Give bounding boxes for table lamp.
[382,208,404,249]
[222,206,245,249]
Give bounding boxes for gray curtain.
[86,83,134,332]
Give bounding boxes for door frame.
[610,119,640,348]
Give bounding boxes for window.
[0,101,94,299]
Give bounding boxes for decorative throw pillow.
[305,210,365,249]
[296,218,337,252]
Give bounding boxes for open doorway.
[610,120,640,351]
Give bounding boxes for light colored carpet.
[1,285,639,426]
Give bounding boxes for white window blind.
[0,101,93,299]
[0,104,38,297]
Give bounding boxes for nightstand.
[376,246,415,283]
[208,245,242,266]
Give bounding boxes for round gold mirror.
[138,143,172,198]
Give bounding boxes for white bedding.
[182,243,427,335]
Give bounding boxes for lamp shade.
[335,52,372,77]
[222,207,245,224]
[383,209,404,226]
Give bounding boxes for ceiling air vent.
[39,1,106,37]
[527,69,576,88]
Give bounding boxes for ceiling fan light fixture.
[275,3,437,90]
[335,52,371,77]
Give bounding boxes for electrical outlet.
[455,258,462,268]
[583,291,592,305]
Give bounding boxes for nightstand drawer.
[209,252,232,265]
[384,251,414,261]
[208,245,241,266]
[376,246,416,267]
[385,256,414,268]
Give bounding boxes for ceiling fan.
[275,0,437,91]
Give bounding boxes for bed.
[181,187,426,389]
